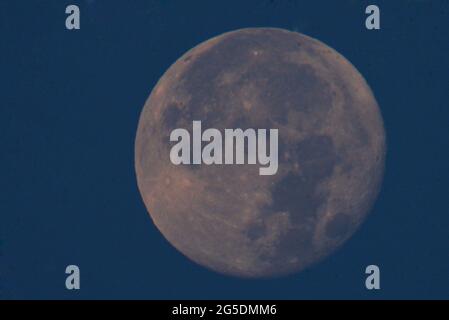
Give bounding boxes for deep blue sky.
[1,0,448,299]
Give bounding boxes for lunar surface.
[135,28,385,277]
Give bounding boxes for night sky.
[1,0,448,299]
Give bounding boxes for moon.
[135,28,386,278]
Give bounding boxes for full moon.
[135,28,385,278]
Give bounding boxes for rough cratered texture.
[135,28,386,277]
